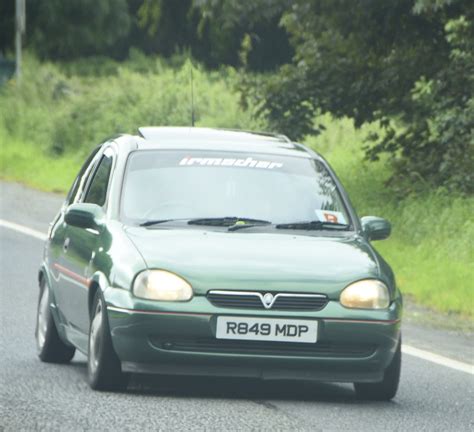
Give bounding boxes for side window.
[83,152,114,207]
[65,146,101,206]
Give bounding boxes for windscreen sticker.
[179,157,283,170]
[314,209,347,224]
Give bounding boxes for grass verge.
[1,131,79,192]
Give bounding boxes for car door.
[48,146,102,325]
[58,147,115,337]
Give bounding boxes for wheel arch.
[88,272,110,318]
[38,264,53,294]
[38,268,44,285]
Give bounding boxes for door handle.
[63,237,70,253]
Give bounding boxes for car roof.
[128,127,314,158]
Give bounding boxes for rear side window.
[65,146,101,206]
[84,153,113,207]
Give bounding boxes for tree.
[136,0,293,70]
[0,1,14,56]
[1,0,292,70]
[251,0,474,194]
[27,0,131,59]
[192,0,293,70]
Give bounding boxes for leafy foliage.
[366,13,474,195]
[0,55,264,156]
[27,0,131,59]
[1,0,472,194]
[0,1,14,55]
[192,0,293,70]
[1,1,292,71]
[249,0,474,194]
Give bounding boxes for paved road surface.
[1,181,473,431]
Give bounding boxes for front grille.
[207,290,328,311]
[207,292,263,309]
[153,338,375,358]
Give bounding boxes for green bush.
[0,55,264,157]
[0,55,76,148]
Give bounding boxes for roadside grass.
[0,130,80,192]
[0,57,472,317]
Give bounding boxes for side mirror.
[361,216,391,241]
[64,203,104,230]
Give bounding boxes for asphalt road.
[1,181,473,431]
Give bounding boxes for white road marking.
[0,219,47,241]
[402,344,473,375]
[1,218,473,375]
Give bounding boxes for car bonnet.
[124,227,380,298]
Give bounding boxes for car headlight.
[133,270,193,301]
[340,279,390,309]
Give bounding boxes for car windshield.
[121,150,351,226]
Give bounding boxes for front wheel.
[88,290,128,391]
[35,278,75,363]
[354,337,401,401]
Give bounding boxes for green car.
[36,127,402,400]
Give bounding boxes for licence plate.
[216,316,318,343]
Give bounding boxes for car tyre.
[36,278,75,363]
[88,290,128,391]
[354,337,401,401]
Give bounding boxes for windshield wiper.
[227,221,272,232]
[275,220,350,231]
[188,217,272,228]
[141,217,272,228]
[140,218,181,227]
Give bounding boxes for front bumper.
[105,287,402,383]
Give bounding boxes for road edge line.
[402,344,473,375]
[0,218,47,241]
